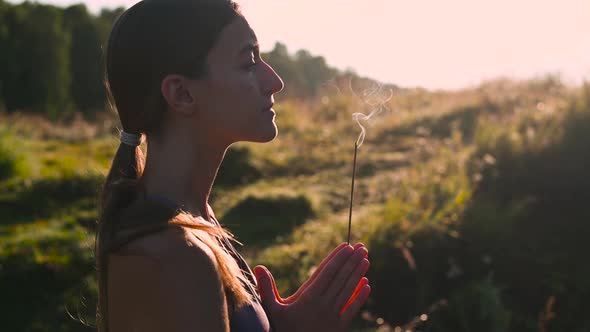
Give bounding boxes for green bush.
[456,85,590,331]
[426,278,511,332]
[0,128,30,181]
[216,145,262,187]
[0,217,96,332]
[222,193,316,246]
[0,173,103,227]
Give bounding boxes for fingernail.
[253,267,264,279]
[356,247,368,257]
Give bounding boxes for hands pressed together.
[253,243,371,332]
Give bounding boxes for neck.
[140,133,230,222]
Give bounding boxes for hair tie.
[120,131,143,147]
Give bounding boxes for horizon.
[6,0,590,90]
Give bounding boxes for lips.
[263,103,274,111]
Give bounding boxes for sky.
[8,0,590,90]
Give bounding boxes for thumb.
[253,265,279,308]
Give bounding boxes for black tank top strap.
[215,229,260,302]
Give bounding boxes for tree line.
[0,1,349,119]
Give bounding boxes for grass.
[0,77,588,331]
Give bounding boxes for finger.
[340,278,368,316]
[253,265,280,311]
[332,257,369,309]
[351,277,369,301]
[313,243,364,279]
[324,246,368,299]
[287,243,360,302]
[308,243,351,281]
[264,266,285,304]
[339,284,371,325]
[334,268,369,312]
[303,244,355,296]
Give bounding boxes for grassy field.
[1,77,589,331]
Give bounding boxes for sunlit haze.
[9,0,590,90]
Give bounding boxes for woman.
[97,0,371,331]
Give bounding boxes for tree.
[63,4,106,115]
[0,2,71,117]
[264,43,305,97]
[263,42,339,98]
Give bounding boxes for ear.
[161,74,197,116]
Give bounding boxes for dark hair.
[97,1,251,331]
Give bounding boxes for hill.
[1,74,589,331]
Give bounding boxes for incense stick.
[347,141,358,245]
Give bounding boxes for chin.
[259,128,278,143]
[251,125,278,143]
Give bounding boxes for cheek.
[205,74,260,126]
[235,73,258,94]
[215,73,257,101]
[225,75,259,113]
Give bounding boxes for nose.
[260,60,284,95]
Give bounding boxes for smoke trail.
[353,109,379,148]
[321,76,394,148]
[350,80,393,148]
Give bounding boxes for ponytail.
[96,136,145,332]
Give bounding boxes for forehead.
[208,16,258,62]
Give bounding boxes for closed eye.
[243,53,260,71]
[243,62,257,71]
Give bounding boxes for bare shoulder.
[113,222,210,258]
[108,224,229,332]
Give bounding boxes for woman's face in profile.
[193,15,284,144]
